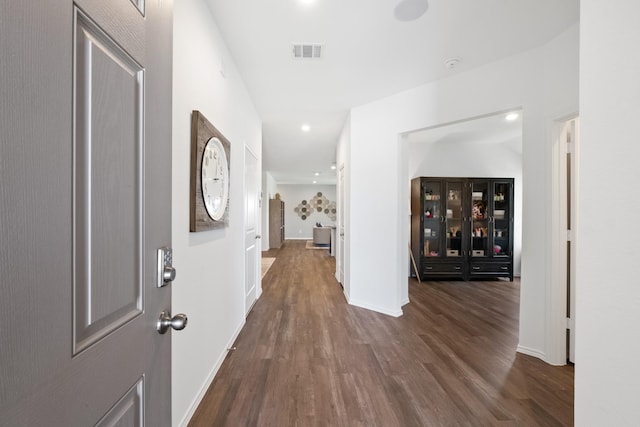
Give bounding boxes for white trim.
[337,164,346,295]
[177,320,245,427]
[549,113,578,366]
[397,134,410,310]
[516,344,547,361]
[348,298,403,317]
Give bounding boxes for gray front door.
[0,0,173,425]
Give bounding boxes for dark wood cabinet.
[411,177,514,281]
[269,199,285,248]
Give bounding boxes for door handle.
[157,311,188,334]
[255,235,262,239]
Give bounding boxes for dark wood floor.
[189,240,574,426]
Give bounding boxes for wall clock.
[190,110,231,231]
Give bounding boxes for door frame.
[550,114,579,365]
[244,144,262,314]
[337,164,345,287]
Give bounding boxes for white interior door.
[338,165,345,284]
[0,1,174,425]
[245,146,260,314]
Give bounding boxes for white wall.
[344,25,578,359]
[276,184,336,240]
[576,1,640,424]
[408,137,523,276]
[261,171,277,250]
[172,1,261,426]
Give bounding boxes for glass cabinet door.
[470,181,489,258]
[492,181,511,257]
[445,181,463,258]
[422,180,441,257]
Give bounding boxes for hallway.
[189,240,573,426]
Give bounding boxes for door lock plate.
[157,247,176,288]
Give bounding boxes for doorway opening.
[405,110,524,280]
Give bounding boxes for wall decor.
[190,110,231,232]
[324,201,337,221]
[293,199,310,220]
[293,192,337,221]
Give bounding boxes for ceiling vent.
[292,44,323,59]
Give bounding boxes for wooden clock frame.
[190,110,231,232]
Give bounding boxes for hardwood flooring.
[188,240,574,426]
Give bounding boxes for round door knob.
[157,311,188,334]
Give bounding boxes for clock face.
[201,137,229,221]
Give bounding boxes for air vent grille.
[292,44,323,59]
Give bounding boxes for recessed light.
[313,180,317,184]
[314,172,320,176]
[301,124,311,132]
[330,164,336,170]
[299,0,315,5]
[505,113,519,121]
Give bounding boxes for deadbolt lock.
[157,247,176,288]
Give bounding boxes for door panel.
[74,9,144,353]
[96,377,144,426]
[0,0,173,425]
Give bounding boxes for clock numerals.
[201,137,229,221]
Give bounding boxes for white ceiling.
[408,110,523,153]
[205,0,579,184]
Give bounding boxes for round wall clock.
[201,137,229,221]
[190,110,231,232]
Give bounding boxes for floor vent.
[292,44,323,59]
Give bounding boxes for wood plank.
[189,240,573,426]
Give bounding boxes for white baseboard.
[177,320,246,427]
[516,344,546,361]
[349,298,403,317]
[400,297,410,306]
